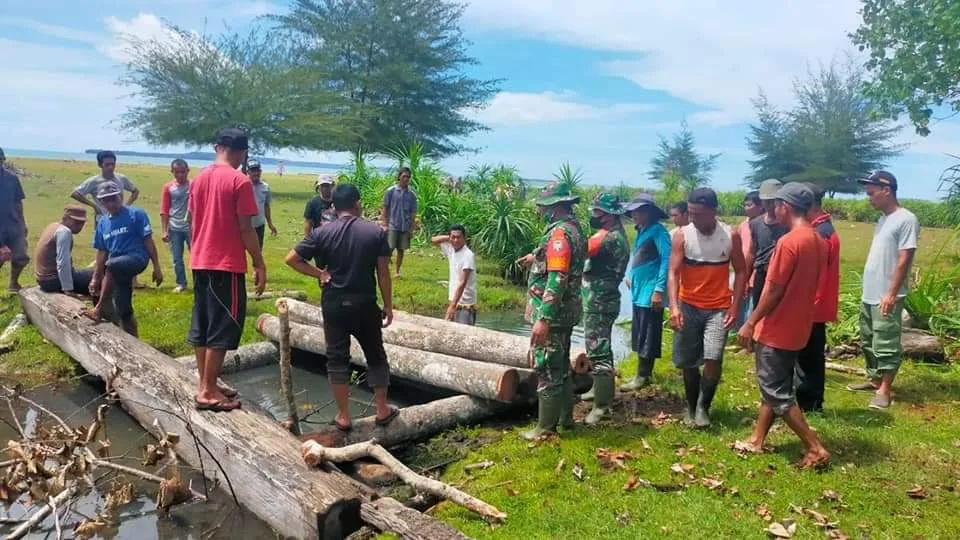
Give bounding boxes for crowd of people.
[0,134,921,466]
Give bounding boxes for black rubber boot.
[695,377,720,428]
[682,369,701,426]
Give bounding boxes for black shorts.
[188,270,246,350]
[632,305,663,360]
[106,255,148,320]
[322,296,390,388]
[38,268,94,295]
[255,225,265,248]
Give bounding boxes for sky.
[1,0,958,199]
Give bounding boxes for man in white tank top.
[668,187,747,427]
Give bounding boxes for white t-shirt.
[440,243,477,305]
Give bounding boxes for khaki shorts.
[388,229,412,251]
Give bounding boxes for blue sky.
[2,0,959,199]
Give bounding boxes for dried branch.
[5,486,78,539]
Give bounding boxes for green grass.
[0,158,524,384]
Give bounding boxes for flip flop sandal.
[219,386,239,399]
[375,406,400,427]
[328,418,352,432]
[195,399,242,412]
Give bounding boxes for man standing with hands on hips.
[847,171,919,409]
[381,167,418,278]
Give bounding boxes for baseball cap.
[315,174,335,187]
[758,178,783,200]
[774,182,814,211]
[858,170,897,190]
[247,159,262,171]
[63,205,88,222]
[804,182,826,204]
[215,127,249,151]
[687,187,719,209]
[95,182,122,200]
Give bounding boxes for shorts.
[255,225,265,248]
[188,270,246,350]
[453,306,477,325]
[755,342,798,416]
[322,297,390,387]
[0,228,29,268]
[671,301,727,369]
[105,255,148,320]
[387,229,411,251]
[632,305,663,360]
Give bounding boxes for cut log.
[248,290,308,301]
[257,315,524,403]
[360,497,468,540]
[825,362,866,376]
[902,328,946,363]
[174,341,279,374]
[301,395,506,449]
[276,299,301,435]
[303,440,507,522]
[19,288,364,539]
[282,299,588,371]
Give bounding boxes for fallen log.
[173,341,280,374]
[902,328,946,363]
[303,440,507,522]
[249,290,308,301]
[257,315,523,403]
[301,395,506,449]
[360,497,468,540]
[19,288,366,539]
[282,299,588,370]
[825,362,866,376]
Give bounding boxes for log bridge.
[19,289,468,540]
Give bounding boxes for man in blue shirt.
[620,193,671,391]
[381,167,418,277]
[86,183,163,337]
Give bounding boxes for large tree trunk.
[19,289,364,539]
[256,315,526,403]
[360,497,468,540]
[174,341,279,374]
[301,395,507,449]
[282,299,587,370]
[902,328,946,363]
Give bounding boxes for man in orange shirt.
[737,183,830,469]
[668,188,747,428]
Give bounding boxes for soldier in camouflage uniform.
[517,183,586,440]
[580,193,630,425]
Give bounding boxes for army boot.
[584,372,614,425]
[619,357,655,391]
[695,377,719,429]
[579,380,596,402]
[520,388,562,441]
[559,377,577,430]
[682,369,701,426]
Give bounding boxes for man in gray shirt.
[848,171,919,409]
[71,151,139,216]
[248,159,277,248]
[160,159,191,292]
[381,167,418,277]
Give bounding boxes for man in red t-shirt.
[188,128,267,412]
[736,183,830,469]
[796,184,841,412]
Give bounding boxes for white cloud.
[472,91,655,126]
[464,0,862,126]
[0,16,101,44]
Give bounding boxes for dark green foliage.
[273,0,500,156]
[649,121,719,191]
[852,0,960,136]
[746,62,903,195]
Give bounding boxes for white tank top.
[682,222,733,264]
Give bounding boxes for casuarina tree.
[648,121,719,192]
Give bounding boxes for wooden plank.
[19,288,362,539]
[256,315,525,403]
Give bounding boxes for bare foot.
[81,308,104,322]
[797,448,831,470]
[731,439,765,455]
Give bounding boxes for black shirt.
[748,215,788,270]
[294,216,390,306]
[303,195,336,229]
[0,169,25,232]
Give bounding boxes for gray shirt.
[54,225,75,291]
[75,174,137,214]
[163,181,190,232]
[862,207,919,305]
[382,185,418,232]
[252,181,271,228]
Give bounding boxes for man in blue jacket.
[620,193,671,390]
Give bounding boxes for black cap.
[247,159,262,170]
[858,170,897,189]
[774,182,814,211]
[803,182,826,204]
[687,187,718,209]
[215,128,249,151]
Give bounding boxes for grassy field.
[3,157,960,538]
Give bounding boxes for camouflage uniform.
[521,183,586,440]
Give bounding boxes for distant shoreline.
[83,148,348,169]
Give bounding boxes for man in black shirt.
[285,184,398,431]
[303,174,337,235]
[0,148,29,291]
[747,179,788,306]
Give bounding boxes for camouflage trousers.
[531,326,574,393]
[584,311,617,374]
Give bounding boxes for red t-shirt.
[811,213,840,323]
[753,224,826,351]
[188,164,258,274]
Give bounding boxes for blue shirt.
[382,185,418,232]
[629,222,671,307]
[93,206,152,262]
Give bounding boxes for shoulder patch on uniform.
[546,227,571,272]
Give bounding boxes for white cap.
[315,174,336,187]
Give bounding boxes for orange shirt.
[679,222,733,310]
[753,225,826,351]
